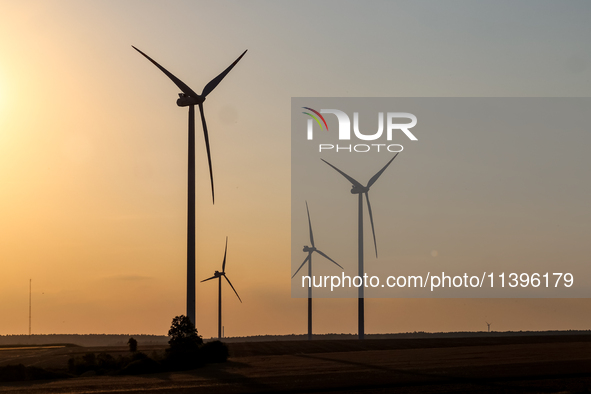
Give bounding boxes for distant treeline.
[2,330,590,346]
[0,334,169,347]
[217,330,591,343]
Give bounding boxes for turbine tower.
[292,201,343,340]
[322,153,399,340]
[133,46,247,325]
[201,237,242,339]
[486,321,491,333]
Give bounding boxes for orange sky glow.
[1,1,590,338]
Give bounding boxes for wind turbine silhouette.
[322,153,399,340]
[486,321,491,333]
[201,237,242,339]
[292,201,343,341]
[132,46,246,326]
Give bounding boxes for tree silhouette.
[167,315,203,354]
[127,337,138,352]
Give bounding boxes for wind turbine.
[292,201,343,340]
[132,46,247,325]
[201,237,242,339]
[322,153,399,340]
[486,321,491,333]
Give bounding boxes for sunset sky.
[1,1,590,339]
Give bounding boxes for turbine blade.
[201,275,217,283]
[292,254,311,279]
[223,274,242,303]
[198,103,215,203]
[132,46,201,99]
[222,236,228,272]
[321,159,364,189]
[315,249,343,270]
[306,201,315,248]
[201,50,248,98]
[367,153,399,188]
[365,192,378,258]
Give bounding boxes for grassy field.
[0,335,590,393]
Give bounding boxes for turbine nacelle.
[350,184,369,194]
[177,93,205,107]
[303,245,316,253]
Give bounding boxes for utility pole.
[29,279,31,336]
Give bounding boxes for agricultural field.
[0,335,591,393]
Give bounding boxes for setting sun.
[0,73,5,122]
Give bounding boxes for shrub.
[82,352,96,366]
[150,350,164,361]
[164,347,205,370]
[69,352,123,375]
[0,364,69,382]
[201,341,229,363]
[0,364,25,382]
[119,357,162,375]
[97,353,117,370]
[131,351,148,361]
[68,353,99,375]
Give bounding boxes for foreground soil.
[1,335,590,393]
